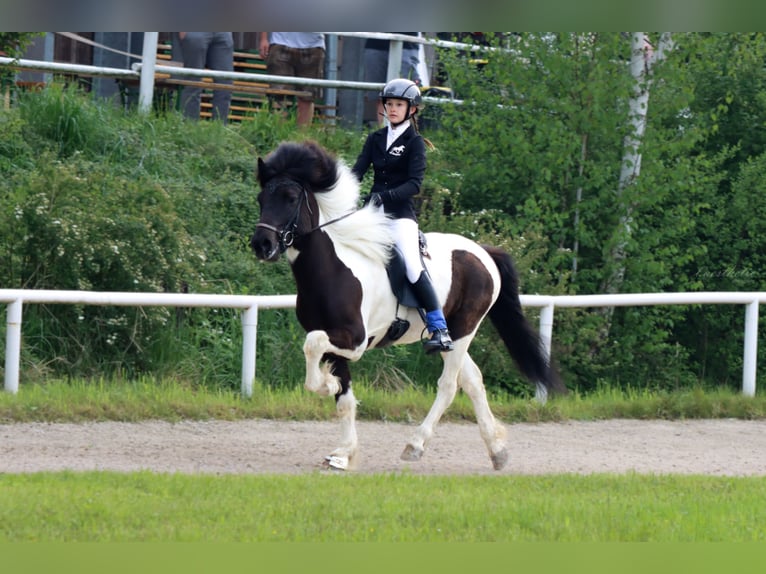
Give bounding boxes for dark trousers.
[178,32,234,123]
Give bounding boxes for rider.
[351,78,454,354]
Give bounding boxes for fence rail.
[2,289,763,397]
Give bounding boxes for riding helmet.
[380,78,422,106]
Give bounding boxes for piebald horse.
[250,140,565,471]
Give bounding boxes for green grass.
[1,471,764,542]
[1,377,765,424]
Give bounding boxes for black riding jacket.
[351,123,426,221]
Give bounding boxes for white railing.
[1,289,295,397]
[2,289,763,397]
[520,291,764,397]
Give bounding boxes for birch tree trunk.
[597,33,673,332]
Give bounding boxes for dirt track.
[2,418,765,476]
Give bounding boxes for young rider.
[351,78,454,354]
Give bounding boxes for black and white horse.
[250,140,565,470]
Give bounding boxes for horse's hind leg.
[400,347,464,462]
[458,353,509,470]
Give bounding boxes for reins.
[256,185,362,254]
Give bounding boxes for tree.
[0,33,41,58]
[426,33,731,390]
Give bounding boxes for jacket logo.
[389,145,405,157]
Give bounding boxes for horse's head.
[250,141,337,261]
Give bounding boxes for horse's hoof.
[324,455,348,471]
[400,444,424,462]
[491,448,509,470]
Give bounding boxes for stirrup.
[423,328,454,354]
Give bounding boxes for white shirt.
[269,33,325,49]
[387,119,410,150]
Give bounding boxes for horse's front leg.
[303,329,365,395]
[322,357,358,471]
[303,330,340,396]
[302,330,364,470]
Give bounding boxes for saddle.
[381,231,430,344]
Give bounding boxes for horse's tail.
[482,245,567,398]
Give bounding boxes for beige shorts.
[266,44,325,100]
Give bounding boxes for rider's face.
[384,98,410,123]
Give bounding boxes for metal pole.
[324,34,338,120]
[241,305,258,398]
[4,299,22,394]
[743,301,759,397]
[138,32,158,114]
[387,40,402,80]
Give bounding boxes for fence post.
[539,303,555,363]
[138,32,158,114]
[241,304,258,398]
[4,299,22,394]
[534,303,555,403]
[743,300,759,397]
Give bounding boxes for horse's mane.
[261,141,393,266]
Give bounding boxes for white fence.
[1,289,294,397]
[2,289,763,397]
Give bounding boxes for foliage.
[0,33,42,58]
[3,156,196,377]
[429,32,766,392]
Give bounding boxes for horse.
[250,140,565,471]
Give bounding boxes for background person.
[175,32,234,123]
[259,32,325,127]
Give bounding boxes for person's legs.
[363,47,387,126]
[206,32,234,123]
[296,98,314,127]
[295,46,325,127]
[265,43,293,117]
[179,32,211,120]
[392,219,453,353]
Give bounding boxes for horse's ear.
[257,157,266,183]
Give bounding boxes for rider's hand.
[363,192,383,207]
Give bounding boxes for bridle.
[255,181,360,254]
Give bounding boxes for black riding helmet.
[380,78,422,125]
[380,78,422,106]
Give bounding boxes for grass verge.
[1,378,765,423]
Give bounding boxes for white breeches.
[390,218,422,283]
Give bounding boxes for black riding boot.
[411,271,454,353]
